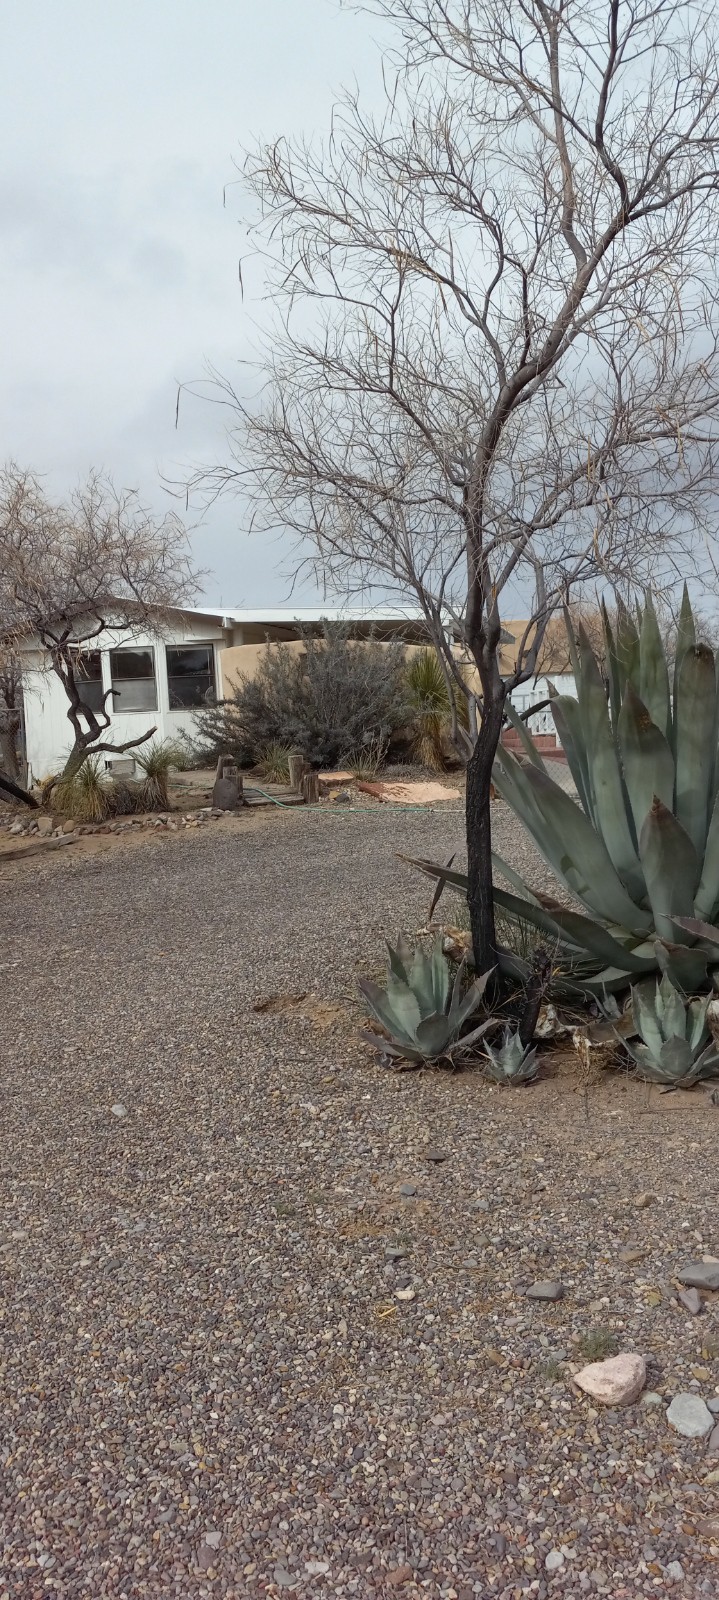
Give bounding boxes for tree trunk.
[465,691,505,974]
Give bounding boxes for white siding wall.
[509,674,576,735]
[20,616,224,781]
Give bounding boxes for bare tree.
[188,0,719,972]
[0,465,198,786]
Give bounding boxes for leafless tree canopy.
[0,465,199,781]
[188,0,719,965]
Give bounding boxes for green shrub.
[406,648,451,770]
[194,622,409,770]
[54,755,114,823]
[257,741,294,783]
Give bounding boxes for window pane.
[166,645,215,709]
[72,650,105,714]
[110,648,157,712]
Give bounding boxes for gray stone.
[707,1423,719,1456]
[526,1279,564,1302]
[400,1182,417,1197]
[273,1567,295,1588]
[678,1287,703,1315]
[664,1562,685,1582]
[9,820,23,834]
[708,1398,719,1415]
[666,1392,714,1438]
[426,1150,447,1163]
[37,815,53,836]
[677,1261,719,1291]
[385,1245,408,1261]
[640,1391,664,1409]
[545,1549,565,1573]
[111,1103,128,1119]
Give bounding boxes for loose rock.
[678,1261,719,1291]
[574,1352,646,1407]
[526,1279,564,1301]
[678,1287,703,1315]
[545,1549,565,1573]
[666,1393,714,1437]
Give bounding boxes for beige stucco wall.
[218,638,437,697]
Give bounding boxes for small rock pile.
[1,807,226,838]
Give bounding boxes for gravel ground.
[2,799,719,1600]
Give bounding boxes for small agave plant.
[358,934,493,1065]
[624,973,719,1088]
[483,1026,541,1085]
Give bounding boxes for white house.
[15,602,575,780]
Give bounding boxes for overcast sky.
[0,0,388,605]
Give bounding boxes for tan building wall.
[219,638,433,697]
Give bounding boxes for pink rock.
[574,1352,646,1407]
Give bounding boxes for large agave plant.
[624,973,719,1087]
[359,935,493,1064]
[409,590,719,995]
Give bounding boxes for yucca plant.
[133,738,185,811]
[624,973,719,1087]
[406,649,451,771]
[407,589,719,995]
[53,753,113,822]
[358,934,494,1064]
[256,741,294,784]
[482,1026,541,1084]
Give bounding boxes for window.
[109,647,157,712]
[72,649,105,714]
[166,644,216,709]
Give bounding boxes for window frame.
[165,642,217,711]
[70,647,106,716]
[108,645,158,714]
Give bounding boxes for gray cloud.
[0,0,385,603]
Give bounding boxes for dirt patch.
[253,990,350,1029]
[357,779,461,804]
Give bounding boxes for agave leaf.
[503,699,546,769]
[428,934,450,1013]
[638,799,699,944]
[452,968,493,1029]
[450,1015,495,1054]
[547,690,594,821]
[399,853,468,898]
[617,684,674,841]
[357,978,418,1047]
[492,885,577,951]
[672,583,696,751]
[672,914,719,946]
[548,907,657,973]
[387,936,412,984]
[687,996,710,1052]
[563,605,582,687]
[632,982,663,1060]
[408,947,437,1018]
[515,763,651,931]
[602,601,622,729]
[385,974,423,1038]
[414,1014,454,1058]
[686,1039,719,1081]
[654,939,711,993]
[698,793,719,922]
[675,644,716,857]
[359,1029,413,1060]
[615,599,641,699]
[576,630,644,898]
[657,972,687,1041]
[491,851,544,906]
[658,1036,695,1075]
[639,594,671,741]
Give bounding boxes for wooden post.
[301,770,320,804]
[288,754,308,793]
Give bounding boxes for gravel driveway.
[2,803,719,1598]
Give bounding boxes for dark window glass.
[166,645,216,709]
[72,649,104,714]
[109,648,157,712]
